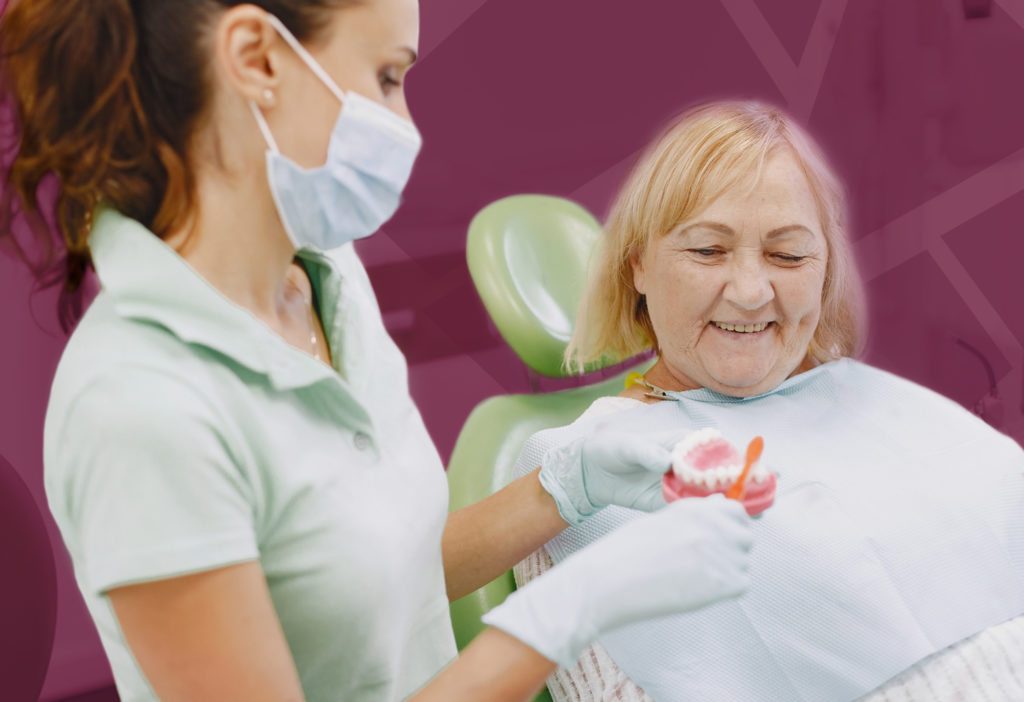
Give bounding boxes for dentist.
[0,1,754,700]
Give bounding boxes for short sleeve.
[48,366,259,595]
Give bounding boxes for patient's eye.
[772,253,806,264]
[689,248,724,257]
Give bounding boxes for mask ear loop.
[264,14,348,105]
[249,101,281,153]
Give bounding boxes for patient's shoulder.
[576,396,646,422]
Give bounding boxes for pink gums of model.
[662,428,776,516]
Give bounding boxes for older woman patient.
[511,101,1024,702]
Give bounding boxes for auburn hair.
[0,0,352,331]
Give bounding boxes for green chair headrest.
[467,195,603,378]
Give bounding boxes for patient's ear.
[631,249,647,295]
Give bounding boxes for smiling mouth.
[711,321,774,333]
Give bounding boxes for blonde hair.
[565,100,866,374]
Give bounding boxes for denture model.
[662,428,776,516]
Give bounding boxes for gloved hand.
[482,494,754,667]
[538,430,680,526]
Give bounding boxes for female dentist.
[0,1,753,700]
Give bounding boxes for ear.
[630,246,647,295]
[212,5,286,106]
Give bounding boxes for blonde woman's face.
[632,149,828,398]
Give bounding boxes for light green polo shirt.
[43,208,458,701]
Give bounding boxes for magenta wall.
[2,0,1023,699]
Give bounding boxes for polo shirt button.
[353,432,373,451]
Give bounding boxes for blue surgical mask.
[249,14,422,252]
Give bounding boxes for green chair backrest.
[450,195,653,701]
[447,364,650,702]
[466,194,602,378]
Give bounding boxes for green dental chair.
[447,195,653,701]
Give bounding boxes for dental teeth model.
[662,428,777,516]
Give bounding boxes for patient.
[512,101,1024,701]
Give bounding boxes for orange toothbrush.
[726,436,764,501]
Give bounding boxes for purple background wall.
[3,0,1023,699]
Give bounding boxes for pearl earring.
[263,88,275,104]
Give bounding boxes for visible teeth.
[672,428,722,463]
[713,321,770,333]
[694,428,718,445]
[675,466,697,485]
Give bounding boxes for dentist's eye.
[378,70,401,95]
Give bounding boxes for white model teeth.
[672,463,744,487]
[672,462,768,488]
[670,428,772,489]
[670,428,721,462]
[713,321,770,333]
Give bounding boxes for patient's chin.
[704,362,779,397]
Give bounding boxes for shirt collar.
[88,207,342,391]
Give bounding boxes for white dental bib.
[512,358,1024,702]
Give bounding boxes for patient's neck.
[616,358,700,404]
[629,354,822,402]
[642,359,701,393]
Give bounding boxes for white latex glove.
[482,494,753,667]
[538,430,680,525]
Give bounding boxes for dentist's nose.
[723,253,774,311]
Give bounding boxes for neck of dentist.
[160,96,314,343]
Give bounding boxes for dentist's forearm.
[442,467,567,601]
[410,627,556,702]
